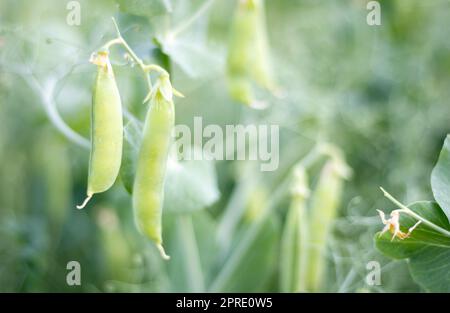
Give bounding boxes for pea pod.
[227,0,257,106]
[306,156,350,292]
[280,166,310,292]
[251,0,275,90]
[132,75,174,260]
[227,0,275,107]
[77,51,123,209]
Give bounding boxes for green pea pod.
[280,166,309,292]
[251,0,276,91]
[227,0,257,106]
[227,0,276,107]
[132,75,174,260]
[77,51,123,209]
[306,157,350,292]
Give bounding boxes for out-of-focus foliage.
[1,0,450,292]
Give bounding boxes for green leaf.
[431,135,450,221]
[164,149,220,213]
[116,0,171,18]
[160,35,223,78]
[375,201,450,292]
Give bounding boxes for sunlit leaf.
[431,135,450,221]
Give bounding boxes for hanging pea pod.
[77,51,123,209]
[306,154,351,292]
[251,0,276,91]
[280,165,310,292]
[132,75,175,260]
[227,0,276,108]
[227,0,256,106]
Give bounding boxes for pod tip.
[156,244,171,261]
[76,194,92,209]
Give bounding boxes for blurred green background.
[1,0,450,292]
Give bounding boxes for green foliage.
[375,202,450,292]
[431,135,450,221]
[375,136,450,292]
[2,0,450,293]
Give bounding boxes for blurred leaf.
[164,149,220,213]
[116,0,171,18]
[160,35,223,78]
[431,135,450,221]
[375,201,450,292]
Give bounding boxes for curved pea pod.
[77,51,123,209]
[306,156,351,292]
[280,166,310,292]
[132,75,174,260]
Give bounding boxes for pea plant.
[3,0,450,294]
[63,2,352,290]
[375,136,450,292]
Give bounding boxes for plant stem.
[102,38,123,51]
[380,187,450,237]
[209,176,290,292]
[178,215,205,292]
[23,70,90,149]
[109,18,171,93]
[169,0,217,39]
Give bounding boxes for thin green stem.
[380,187,450,237]
[209,176,290,292]
[178,215,205,292]
[19,68,90,149]
[109,18,171,93]
[102,38,122,51]
[143,64,169,76]
[169,0,217,39]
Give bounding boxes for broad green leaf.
[116,0,171,18]
[160,35,224,78]
[164,150,220,213]
[431,135,450,221]
[375,201,450,292]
